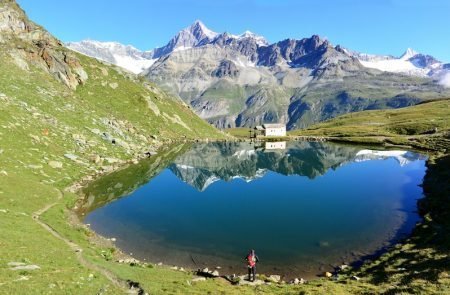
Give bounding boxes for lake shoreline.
[70,138,436,283]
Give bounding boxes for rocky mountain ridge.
[68,21,450,129]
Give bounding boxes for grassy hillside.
[290,99,450,151]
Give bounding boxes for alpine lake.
[78,141,427,279]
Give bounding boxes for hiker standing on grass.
[245,249,259,281]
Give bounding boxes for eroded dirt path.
[31,188,143,294]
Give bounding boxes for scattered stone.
[192,277,206,283]
[105,157,119,164]
[8,262,26,267]
[14,276,30,282]
[29,134,41,143]
[324,272,333,278]
[0,209,7,213]
[237,275,265,286]
[48,161,63,169]
[397,267,407,271]
[157,262,163,266]
[110,238,116,242]
[64,153,78,161]
[289,278,301,285]
[144,151,157,157]
[0,170,7,176]
[28,164,43,169]
[211,270,220,277]
[216,266,221,270]
[90,155,102,164]
[138,135,148,142]
[267,275,281,283]
[201,268,209,273]
[109,82,118,89]
[170,266,179,271]
[352,275,361,281]
[101,132,115,143]
[339,264,349,271]
[0,149,3,154]
[121,258,139,265]
[10,264,40,271]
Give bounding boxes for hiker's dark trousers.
[248,266,256,281]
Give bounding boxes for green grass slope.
[290,99,450,151]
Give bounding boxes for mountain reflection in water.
[80,141,426,278]
[168,141,424,191]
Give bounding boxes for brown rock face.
[0,0,88,89]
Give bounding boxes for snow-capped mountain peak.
[400,48,419,60]
[66,39,156,74]
[158,20,219,54]
[67,21,448,82]
[189,20,218,39]
[237,30,268,46]
[348,46,448,78]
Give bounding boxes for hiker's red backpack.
[247,253,256,267]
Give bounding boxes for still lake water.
[81,142,426,277]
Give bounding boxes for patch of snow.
[400,48,419,60]
[176,164,195,170]
[359,59,430,77]
[173,46,192,52]
[202,175,220,191]
[352,47,446,78]
[233,149,256,159]
[113,54,157,74]
[66,40,155,74]
[237,30,268,46]
[196,21,218,39]
[355,150,412,166]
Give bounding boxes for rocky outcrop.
[0,1,87,89]
[212,60,239,78]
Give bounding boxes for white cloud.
[439,72,450,88]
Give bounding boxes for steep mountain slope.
[68,21,450,130]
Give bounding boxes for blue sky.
[16,0,450,62]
